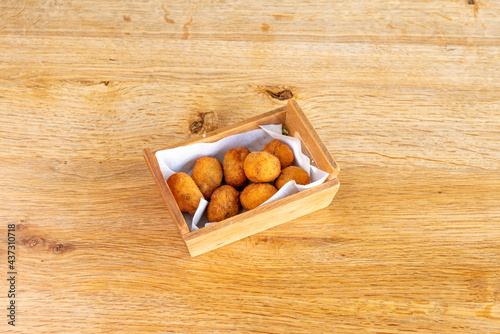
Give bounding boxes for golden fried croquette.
[223,147,250,189]
[274,144,294,169]
[207,185,240,222]
[191,156,223,199]
[240,183,278,211]
[262,139,294,169]
[167,172,204,215]
[243,151,281,183]
[275,166,310,190]
[261,138,280,154]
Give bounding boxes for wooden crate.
[143,100,340,256]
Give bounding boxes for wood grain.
[1,0,499,332]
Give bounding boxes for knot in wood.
[29,237,38,248]
[190,112,214,134]
[267,89,293,100]
[53,243,64,254]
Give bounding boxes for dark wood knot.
[53,244,64,254]
[267,89,293,100]
[190,112,213,134]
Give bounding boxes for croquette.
[223,147,250,189]
[167,172,204,215]
[240,183,278,211]
[262,139,294,169]
[191,156,223,199]
[207,185,240,222]
[243,151,281,183]
[275,166,310,190]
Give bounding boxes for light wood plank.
[0,0,499,332]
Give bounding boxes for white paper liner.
[155,124,329,232]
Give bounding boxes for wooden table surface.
[1,0,499,332]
